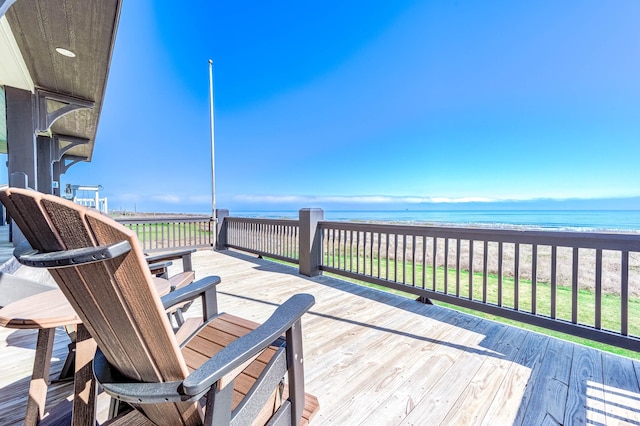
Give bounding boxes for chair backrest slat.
[1,189,63,251]
[1,188,202,425]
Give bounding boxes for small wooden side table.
[0,289,83,425]
[0,278,181,425]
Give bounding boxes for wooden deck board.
[601,351,640,423]
[440,324,526,425]
[564,344,605,425]
[480,331,550,425]
[325,305,476,420]
[359,314,496,424]
[399,318,504,424]
[1,248,640,425]
[514,336,574,425]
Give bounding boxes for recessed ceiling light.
[55,47,76,58]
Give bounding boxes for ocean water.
[233,210,640,232]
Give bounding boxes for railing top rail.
[318,220,640,251]
[225,216,299,226]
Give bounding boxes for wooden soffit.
[3,0,122,161]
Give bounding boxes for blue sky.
[61,1,640,213]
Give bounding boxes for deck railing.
[218,209,640,351]
[223,216,300,263]
[116,216,214,252]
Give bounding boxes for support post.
[9,172,28,247]
[215,209,229,250]
[36,135,54,194]
[299,208,324,277]
[52,161,62,196]
[5,87,36,191]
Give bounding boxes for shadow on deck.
[0,247,639,425]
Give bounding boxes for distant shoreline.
[112,209,640,233]
[111,211,209,219]
[230,209,640,233]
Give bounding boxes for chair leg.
[71,324,97,426]
[166,309,186,328]
[56,341,76,381]
[108,398,133,420]
[108,398,121,420]
[54,325,78,381]
[204,380,234,426]
[24,328,55,426]
[174,308,185,327]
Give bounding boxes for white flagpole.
[208,59,217,249]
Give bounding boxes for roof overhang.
[0,0,121,160]
[0,15,33,92]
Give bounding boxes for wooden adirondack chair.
[59,248,198,383]
[0,187,318,425]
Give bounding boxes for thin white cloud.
[151,194,182,203]
[233,194,501,204]
[428,196,499,203]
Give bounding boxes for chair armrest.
[93,349,204,403]
[14,241,132,268]
[95,293,315,404]
[182,293,315,396]
[160,275,221,311]
[145,248,196,272]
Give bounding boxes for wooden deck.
[1,248,640,425]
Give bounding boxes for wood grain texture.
[601,351,640,424]
[480,331,549,425]
[0,289,80,329]
[398,319,504,425]
[2,189,197,425]
[2,246,640,425]
[564,344,604,425]
[440,324,526,425]
[513,336,573,425]
[71,324,97,426]
[24,328,54,425]
[181,313,318,425]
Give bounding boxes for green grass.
[327,253,640,331]
[125,222,213,247]
[274,254,640,360]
